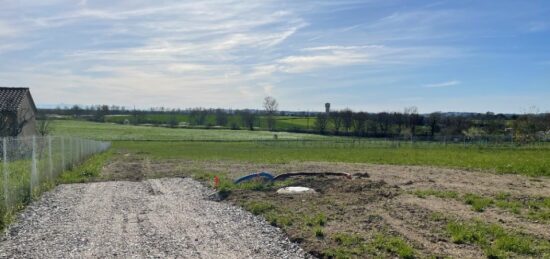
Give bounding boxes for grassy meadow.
[104,114,314,131]
[50,120,550,177]
[50,120,329,141]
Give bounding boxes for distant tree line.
[311,107,550,143]
[40,103,550,143]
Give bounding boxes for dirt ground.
[100,153,550,258]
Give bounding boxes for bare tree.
[314,113,329,134]
[329,111,342,134]
[404,106,420,137]
[427,112,442,137]
[240,110,256,131]
[263,96,278,131]
[353,112,367,137]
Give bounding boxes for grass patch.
[463,193,494,212]
[313,226,325,238]
[58,151,112,183]
[324,232,416,258]
[368,233,416,259]
[446,220,550,257]
[243,201,275,215]
[306,213,327,227]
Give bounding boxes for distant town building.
[325,103,330,114]
[0,87,38,137]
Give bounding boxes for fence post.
[31,136,38,198]
[48,135,53,182]
[61,137,65,171]
[3,138,9,209]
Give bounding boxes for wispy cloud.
[422,80,460,88]
[1,1,546,112]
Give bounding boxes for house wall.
[18,94,37,137]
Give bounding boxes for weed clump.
[463,193,493,212]
[446,220,550,257]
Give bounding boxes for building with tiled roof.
[0,87,38,137]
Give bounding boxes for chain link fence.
[1,136,110,222]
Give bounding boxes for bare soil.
[99,154,550,257]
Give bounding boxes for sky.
[0,0,549,113]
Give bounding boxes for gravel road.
[0,178,308,258]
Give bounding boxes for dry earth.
[100,155,550,257]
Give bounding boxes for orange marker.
[214,176,220,188]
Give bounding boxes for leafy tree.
[341,109,353,133]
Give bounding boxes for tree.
[240,110,256,131]
[353,112,367,137]
[427,112,442,137]
[263,96,278,131]
[314,113,329,134]
[167,114,179,128]
[215,109,229,127]
[329,111,342,134]
[376,112,391,137]
[189,108,207,125]
[93,105,109,122]
[341,109,353,133]
[404,106,419,137]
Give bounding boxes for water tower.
[325,103,330,114]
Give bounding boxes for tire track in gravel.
[0,178,308,259]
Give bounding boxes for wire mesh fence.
[1,136,110,221]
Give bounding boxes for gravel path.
[0,178,308,258]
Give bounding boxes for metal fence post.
[61,137,65,171]
[48,135,53,182]
[3,138,9,209]
[31,136,38,198]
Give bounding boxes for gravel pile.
[0,178,309,258]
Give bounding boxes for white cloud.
[422,80,460,88]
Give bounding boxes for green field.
[105,114,315,130]
[115,141,550,177]
[51,120,550,177]
[51,120,329,141]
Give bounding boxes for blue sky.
[0,0,549,113]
